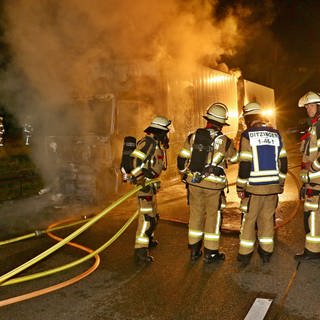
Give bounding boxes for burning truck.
[42,61,276,204]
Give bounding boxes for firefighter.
[295,91,320,261]
[130,116,171,263]
[177,103,238,263]
[236,102,287,265]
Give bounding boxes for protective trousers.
[134,189,159,249]
[303,194,320,252]
[188,185,223,250]
[239,194,278,255]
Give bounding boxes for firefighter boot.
[189,240,202,262]
[258,246,272,264]
[134,247,154,263]
[204,248,225,264]
[237,252,253,266]
[148,236,159,249]
[295,248,320,261]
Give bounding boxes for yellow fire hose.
[0,219,101,307]
[0,217,94,246]
[0,210,140,307]
[0,179,158,285]
[1,210,139,286]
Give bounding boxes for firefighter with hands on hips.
[236,102,288,265]
[295,91,320,261]
[129,116,171,263]
[177,103,238,263]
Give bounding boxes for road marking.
[244,298,273,320]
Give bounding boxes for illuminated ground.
[0,144,319,320]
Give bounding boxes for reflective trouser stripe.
[204,233,220,241]
[305,209,320,252]
[304,201,319,211]
[135,191,157,249]
[140,221,149,237]
[306,235,320,243]
[188,185,221,250]
[135,236,149,245]
[240,205,248,212]
[215,211,221,234]
[239,194,277,255]
[203,208,222,244]
[258,237,273,244]
[240,197,249,214]
[311,211,316,236]
[140,207,153,213]
[240,239,255,248]
[135,219,150,248]
[189,230,203,239]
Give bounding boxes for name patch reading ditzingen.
[249,131,280,147]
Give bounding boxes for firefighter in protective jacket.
[236,102,287,265]
[295,91,320,261]
[177,103,238,263]
[130,116,171,263]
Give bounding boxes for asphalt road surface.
[0,145,319,320]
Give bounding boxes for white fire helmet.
[298,91,320,107]
[148,116,171,132]
[243,102,262,116]
[204,102,229,126]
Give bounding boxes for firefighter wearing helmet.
[129,115,171,263]
[236,102,288,265]
[177,102,238,263]
[295,91,320,261]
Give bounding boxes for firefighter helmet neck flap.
[144,116,171,149]
[203,103,230,126]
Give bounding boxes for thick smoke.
[1,0,245,184]
[3,0,242,110]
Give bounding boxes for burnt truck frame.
[44,63,276,204]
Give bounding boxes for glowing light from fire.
[228,111,239,118]
[262,109,274,116]
[207,75,230,84]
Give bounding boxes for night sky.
[219,0,320,128]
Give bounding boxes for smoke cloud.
[2,0,243,111]
[0,0,258,186]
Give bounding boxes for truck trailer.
[43,62,276,204]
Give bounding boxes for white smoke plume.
[3,0,242,108]
[1,0,247,186]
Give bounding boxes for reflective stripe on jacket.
[177,128,238,190]
[237,122,287,195]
